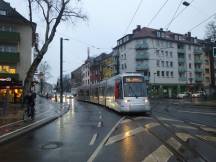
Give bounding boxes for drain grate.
[41,141,63,150]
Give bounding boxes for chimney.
[160,28,163,31]
[133,25,141,33]
[187,32,191,37]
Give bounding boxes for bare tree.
[38,61,52,81]
[206,16,216,42]
[24,0,87,95]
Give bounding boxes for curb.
[0,104,69,144]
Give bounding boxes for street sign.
[213,47,216,57]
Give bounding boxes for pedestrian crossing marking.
[105,127,145,146]
[142,145,173,162]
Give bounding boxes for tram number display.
[123,76,144,83]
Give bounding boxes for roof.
[0,0,36,29]
[114,26,202,49]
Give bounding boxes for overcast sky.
[7,0,216,84]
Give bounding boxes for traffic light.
[213,47,216,57]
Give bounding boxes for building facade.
[113,26,207,97]
[0,0,36,102]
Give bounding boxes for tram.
[77,73,151,113]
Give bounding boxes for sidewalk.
[191,99,216,107]
[0,97,69,144]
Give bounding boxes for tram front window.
[124,83,147,97]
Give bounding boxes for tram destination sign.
[124,76,144,83]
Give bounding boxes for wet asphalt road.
[0,98,216,162]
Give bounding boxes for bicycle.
[23,105,35,121]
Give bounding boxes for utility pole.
[60,37,69,104]
[60,38,63,104]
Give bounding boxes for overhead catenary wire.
[147,0,169,27]
[123,0,144,35]
[165,0,184,30]
[165,0,195,30]
[188,11,216,32]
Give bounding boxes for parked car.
[192,91,206,98]
[177,92,191,99]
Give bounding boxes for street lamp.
[60,37,69,104]
[153,72,156,96]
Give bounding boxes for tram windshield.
[123,76,147,97]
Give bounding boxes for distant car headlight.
[144,98,149,103]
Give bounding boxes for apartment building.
[113,25,205,97]
[0,0,36,102]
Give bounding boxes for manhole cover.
[41,141,63,150]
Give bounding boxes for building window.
[205,68,209,74]
[156,50,159,56]
[157,71,160,77]
[156,60,160,67]
[161,61,164,67]
[157,32,161,37]
[124,63,127,69]
[170,62,173,67]
[170,51,173,58]
[166,71,169,77]
[166,61,169,67]
[122,64,124,69]
[161,50,164,57]
[0,10,6,15]
[188,54,191,60]
[171,71,173,77]
[161,71,164,77]
[165,51,168,57]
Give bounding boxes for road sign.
[213,47,216,57]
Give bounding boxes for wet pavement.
[0,99,215,162]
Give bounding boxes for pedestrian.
[2,92,8,116]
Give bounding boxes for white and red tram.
[77,73,151,113]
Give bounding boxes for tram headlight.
[124,99,130,103]
[144,98,149,103]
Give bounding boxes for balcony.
[0,31,20,43]
[0,73,19,81]
[194,57,202,63]
[0,52,20,64]
[136,64,149,70]
[178,66,187,72]
[179,77,187,81]
[178,57,185,62]
[195,76,202,82]
[195,67,203,73]
[135,43,148,50]
[136,51,149,60]
[177,48,186,53]
[194,48,202,54]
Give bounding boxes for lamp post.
[60,37,69,104]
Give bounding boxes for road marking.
[200,127,216,133]
[167,137,182,150]
[178,110,216,116]
[196,135,216,142]
[105,127,145,146]
[120,119,132,124]
[176,132,193,142]
[87,117,125,162]
[97,122,102,128]
[99,115,102,119]
[159,117,184,123]
[89,133,98,146]
[172,124,197,130]
[134,116,152,120]
[142,145,173,162]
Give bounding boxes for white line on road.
[97,121,102,128]
[89,133,98,146]
[142,145,173,162]
[87,117,125,162]
[105,127,145,146]
[178,110,216,116]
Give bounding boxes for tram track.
[125,115,209,162]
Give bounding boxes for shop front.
[0,77,23,103]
